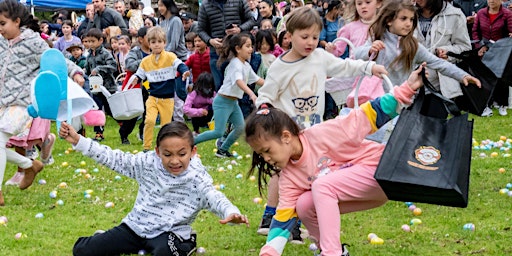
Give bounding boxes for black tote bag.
[374,72,473,208]
[482,37,512,85]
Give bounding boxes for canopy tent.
[20,0,89,10]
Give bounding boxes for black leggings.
[73,223,196,256]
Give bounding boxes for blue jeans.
[209,48,223,91]
[194,95,244,151]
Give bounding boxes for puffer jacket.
[197,0,255,47]
[472,6,512,45]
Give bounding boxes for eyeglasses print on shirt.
[292,95,319,112]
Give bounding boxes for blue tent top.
[21,0,89,9]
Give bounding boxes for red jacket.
[185,48,211,83]
[472,6,512,47]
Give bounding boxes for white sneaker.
[481,107,493,117]
[499,106,508,116]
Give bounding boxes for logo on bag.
[407,146,441,171]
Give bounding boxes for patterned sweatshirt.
[260,82,417,256]
[74,137,241,239]
[135,50,189,99]
[0,28,83,108]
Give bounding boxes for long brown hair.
[370,0,418,70]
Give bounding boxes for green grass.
[0,110,512,256]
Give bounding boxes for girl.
[128,0,143,36]
[144,16,157,28]
[414,0,473,116]
[0,0,84,205]
[58,121,249,256]
[354,0,481,118]
[255,30,276,81]
[183,72,216,136]
[52,19,82,57]
[116,35,132,74]
[273,30,291,56]
[472,0,512,116]
[260,18,274,30]
[326,0,383,57]
[249,64,427,256]
[319,0,344,48]
[194,33,264,158]
[254,6,387,244]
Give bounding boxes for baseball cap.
[180,12,196,21]
[142,6,155,16]
[66,43,84,52]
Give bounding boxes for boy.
[83,28,118,142]
[185,33,211,90]
[131,27,190,152]
[67,43,86,70]
[119,27,151,145]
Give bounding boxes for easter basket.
[89,75,103,93]
[374,71,473,208]
[100,75,144,120]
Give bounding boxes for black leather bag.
[374,72,473,208]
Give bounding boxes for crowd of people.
[0,0,510,255]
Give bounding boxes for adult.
[144,16,157,27]
[319,0,343,48]
[414,0,472,118]
[158,0,187,61]
[256,0,281,28]
[247,0,260,21]
[180,12,198,34]
[77,3,95,38]
[453,0,487,35]
[114,0,130,29]
[86,0,128,35]
[142,6,156,19]
[197,0,256,89]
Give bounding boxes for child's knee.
[144,117,156,127]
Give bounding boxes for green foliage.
[0,113,511,255]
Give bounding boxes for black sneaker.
[290,222,304,244]
[257,214,273,236]
[215,138,223,149]
[341,243,350,256]
[215,149,233,158]
[121,138,130,145]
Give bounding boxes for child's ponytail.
[0,0,40,33]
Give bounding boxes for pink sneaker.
[4,171,24,186]
[40,133,56,165]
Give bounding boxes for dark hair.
[417,0,445,17]
[286,7,323,34]
[185,31,196,43]
[260,0,277,17]
[277,30,291,49]
[326,0,341,12]
[0,0,40,33]
[156,122,194,148]
[370,0,418,70]
[84,28,104,40]
[137,26,148,37]
[144,16,157,27]
[62,19,73,28]
[217,33,252,67]
[130,0,139,9]
[245,107,301,195]
[117,34,132,45]
[255,29,275,52]
[160,0,180,17]
[193,72,215,98]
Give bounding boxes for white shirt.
[218,57,260,99]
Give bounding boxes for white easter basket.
[100,75,144,120]
[89,75,103,93]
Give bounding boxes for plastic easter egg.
[308,243,318,251]
[367,233,378,241]
[504,153,511,157]
[413,208,422,216]
[56,200,64,206]
[235,173,243,179]
[213,148,218,153]
[92,168,99,173]
[237,155,243,160]
[0,216,7,224]
[114,175,122,181]
[38,179,46,185]
[408,205,416,211]
[401,224,411,232]
[35,213,44,218]
[233,141,239,146]
[499,168,506,174]
[230,160,237,165]
[49,191,57,198]
[85,189,94,194]
[490,152,499,157]
[84,194,92,199]
[105,202,114,208]
[245,154,251,159]
[80,161,86,166]
[232,151,239,158]
[410,218,422,225]
[370,237,384,245]
[61,162,69,167]
[214,185,220,190]
[132,150,139,154]
[499,188,509,195]
[137,250,146,255]
[478,153,486,158]
[463,223,475,231]
[64,150,70,154]
[507,191,512,197]
[506,183,512,189]
[14,232,24,240]
[249,176,256,181]
[58,182,68,188]
[227,164,233,170]
[404,202,414,206]
[219,184,225,190]
[253,197,262,204]
[196,247,206,255]
[217,167,225,172]
[500,136,507,141]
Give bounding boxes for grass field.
[0,109,511,256]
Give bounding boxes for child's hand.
[477,46,488,57]
[407,62,427,91]
[58,122,80,145]
[325,42,335,53]
[202,109,208,116]
[371,64,388,78]
[182,71,191,81]
[462,75,481,88]
[90,70,97,76]
[370,40,385,55]
[131,76,139,86]
[249,93,257,105]
[435,48,448,59]
[73,73,85,86]
[219,213,249,227]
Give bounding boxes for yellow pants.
[143,96,174,150]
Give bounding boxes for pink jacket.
[329,20,370,57]
[183,90,215,117]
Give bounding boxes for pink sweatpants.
[296,164,388,256]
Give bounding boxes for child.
[248,64,427,256]
[58,121,249,256]
[193,33,265,158]
[185,32,211,87]
[354,0,481,118]
[472,0,512,116]
[119,27,151,145]
[52,19,81,57]
[84,28,118,142]
[115,35,132,74]
[67,43,86,70]
[183,72,216,136]
[254,6,387,243]
[131,26,190,152]
[185,31,196,59]
[109,36,120,58]
[325,0,383,57]
[255,30,277,81]
[273,30,291,57]
[0,0,84,204]
[128,0,143,36]
[260,18,274,30]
